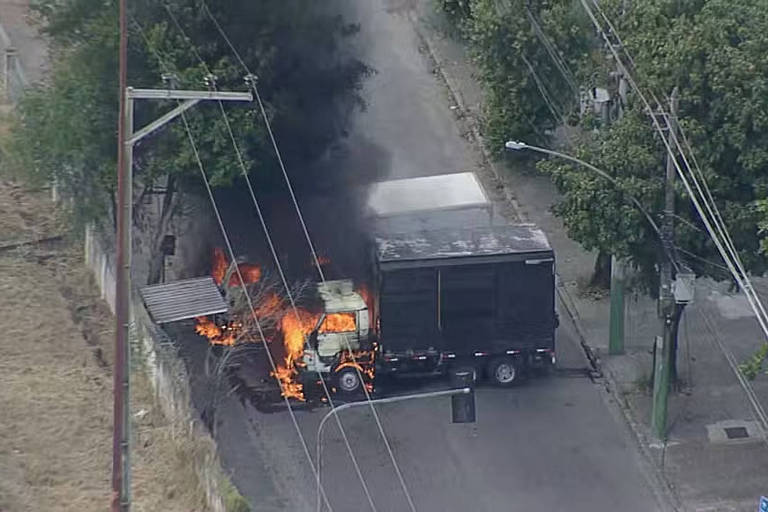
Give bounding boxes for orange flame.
[271,309,317,401]
[272,365,304,400]
[255,292,282,318]
[230,263,262,287]
[338,350,375,381]
[194,316,237,346]
[319,312,356,333]
[357,284,375,325]
[211,248,262,287]
[212,248,228,285]
[205,249,377,401]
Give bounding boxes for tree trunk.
[590,251,612,290]
[146,175,177,285]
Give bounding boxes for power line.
[199,4,419,510]
[583,2,768,434]
[696,306,768,438]
[159,7,379,510]
[577,0,768,351]
[521,53,565,126]
[524,5,579,98]
[180,110,337,511]
[587,0,750,286]
[131,16,337,511]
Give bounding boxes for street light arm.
[315,387,471,512]
[506,141,663,238]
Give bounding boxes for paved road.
[174,1,664,510]
[236,300,661,512]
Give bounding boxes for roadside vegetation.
[0,180,220,511]
[438,0,768,374]
[2,0,372,284]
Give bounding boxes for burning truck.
[190,248,376,400]
[140,172,558,401]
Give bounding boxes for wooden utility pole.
[651,87,679,440]
[110,5,252,509]
[112,0,129,508]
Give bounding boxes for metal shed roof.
[139,277,227,324]
[367,172,489,217]
[376,223,552,265]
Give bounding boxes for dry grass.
[0,181,208,511]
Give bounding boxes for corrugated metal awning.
[140,277,227,324]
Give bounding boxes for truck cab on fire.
[301,280,374,394]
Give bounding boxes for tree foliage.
[5,0,372,231]
[458,0,594,152]
[539,0,768,287]
[439,0,768,288]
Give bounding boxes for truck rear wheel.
[335,366,362,395]
[488,357,520,387]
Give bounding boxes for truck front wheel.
[335,366,362,395]
[488,357,521,387]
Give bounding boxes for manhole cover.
[706,420,762,443]
[724,426,749,439]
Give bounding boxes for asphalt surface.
[171,1,664,510]
[173,292,660,511]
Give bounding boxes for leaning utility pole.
[111,76,252,509]
[651,86,679,440]
[112,0,129,508]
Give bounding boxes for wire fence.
[0,21,30,103]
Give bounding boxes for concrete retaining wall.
[83,224,232,512]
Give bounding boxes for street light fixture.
[504,140,526,150]
[503,139,644,360]
[503,140,662,236]
[504,139,688,440]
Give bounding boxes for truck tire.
[335,366,362,395]
[488,357,521,387]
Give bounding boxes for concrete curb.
[408,11,682,512]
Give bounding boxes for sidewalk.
[410,2,768,511]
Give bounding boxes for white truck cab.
[302,279,371,374]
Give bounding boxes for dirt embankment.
[0,181,207,511]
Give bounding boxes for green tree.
[540,0,768,290]
[5,0,371,282]
[460,0,593,152]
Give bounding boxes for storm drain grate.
[724,426,749,439]
[706,420,762,443]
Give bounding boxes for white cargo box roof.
[367,172,489,217]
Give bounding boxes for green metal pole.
[609,255,625,355]
[651,312,673,439]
